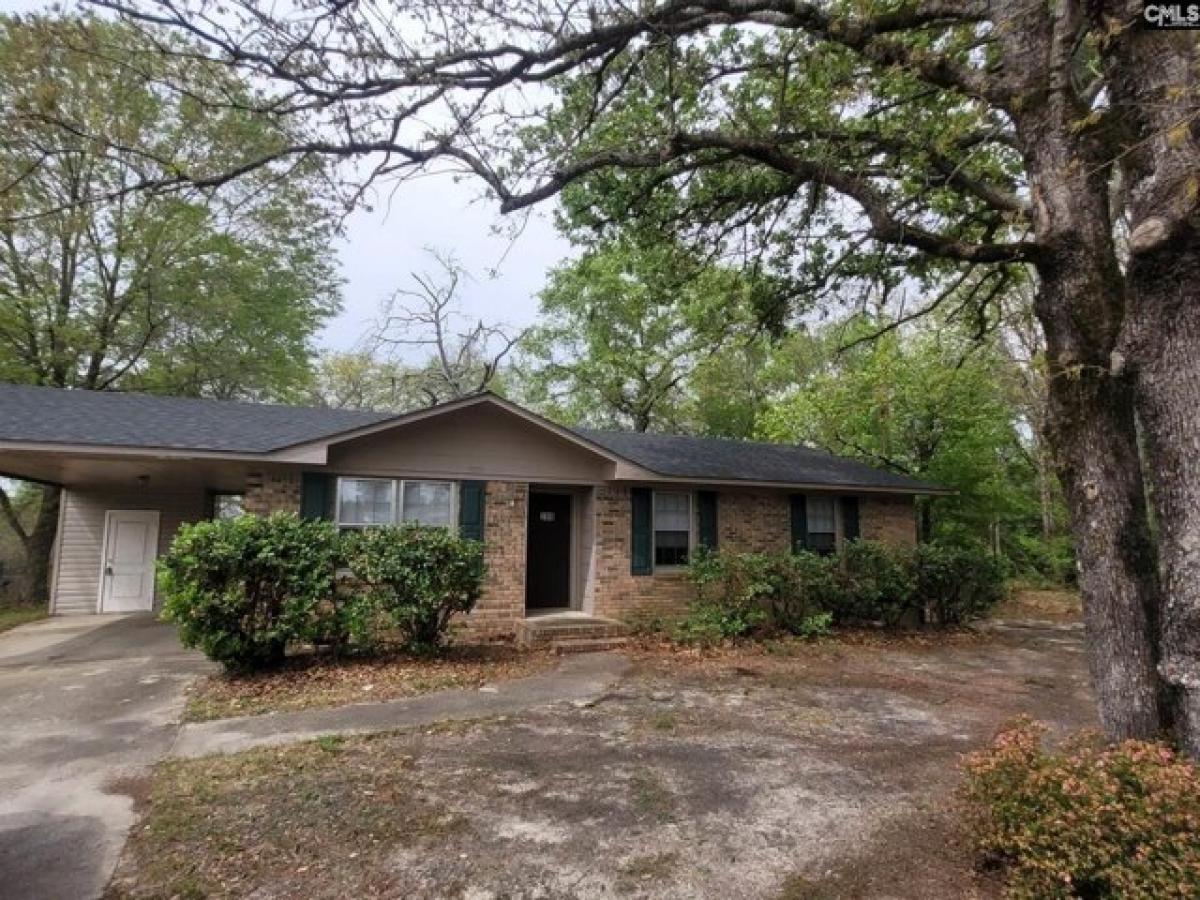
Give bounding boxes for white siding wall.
[50,489,207,615]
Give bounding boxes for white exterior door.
[99,510,160,612]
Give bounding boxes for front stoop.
[516,613,630,653]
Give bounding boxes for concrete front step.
[549,636,630,655]
[516,614,630,650]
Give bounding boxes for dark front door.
[526,492,572,610]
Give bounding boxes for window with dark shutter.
[631,488,653,575]
[458,481,487,541]
[300,473,332,520]
[790,494,807,553]
[840,496,861,543]
[697,490,718,551]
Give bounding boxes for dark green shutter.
[841,496,861,542]
[697,490,718,550]
[458,480,487,541]
[631,488,653,575]
[789,494,808,553]
[300,473,332,520]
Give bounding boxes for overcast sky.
[1,0,572,355]
[326,176,569,353]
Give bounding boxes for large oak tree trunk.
[1123,233,1200,754]
[1039,304,1165,739]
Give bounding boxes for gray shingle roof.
[576,429,943,493]
[0,384,942,492]
[0,383,392,453]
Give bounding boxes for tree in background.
[518,235,771,432]
[368,249,520,407]
[0,15,340,601]
[758,318,1041,555]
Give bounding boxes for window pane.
[338,479,394,525]
[211,493,244,520]
[402,481,454,527]
[654,492,690,531]
[653,492,690,566]
[654,530,690,567]
[806,531,837,555]
[807,497,836,533]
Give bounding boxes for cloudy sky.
[326,176,568,353]
[2,0,571,354]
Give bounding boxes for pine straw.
[183,644,555,722]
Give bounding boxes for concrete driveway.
[0,614,213,900]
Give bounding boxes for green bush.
[341,524,485,651]
[912,541,1005,624]
[962,718,1200,898]
[158,513,340,671]
[683,539,1004,639]
[834,540,916,624]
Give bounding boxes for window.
[653,491,692,567]
[336,477,456,529]
[401,481,454,527]
[806,496,837,555]
[210,492,244,520]
[337,478,395,527]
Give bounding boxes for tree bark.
[1123,234,1200,754]
[26,486,60,607]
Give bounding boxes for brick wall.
[465,481,528,639]
[244,470,301,515]
[591,485,694,623]
[718,490,791,554]
[860,495,918,547]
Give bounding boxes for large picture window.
[653,491,692,567]
[336,478,455,529]
[806,496,837,555]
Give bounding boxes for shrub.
[159,513,340,671]
[684,539,1004,638]
[962,719,1200,899]
[683,548,841,641]
[834,540,916,624]
[341,524,484,651]
[912,541,1005,624]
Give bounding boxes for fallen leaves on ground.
[183,644,555,722]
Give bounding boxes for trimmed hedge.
[680,539,1004,642]
[159,513,484,670]
[342,524,484,652]
[963,718,1200,898]
[159,513,340,671]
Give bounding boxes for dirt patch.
[112,622,1094,899]
[994,586,1081,622]
[183,644,555,722]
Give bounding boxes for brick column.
[466,481,528,638]
[244,470,302,516]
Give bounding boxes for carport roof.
[0,383,393,453]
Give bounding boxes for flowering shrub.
[962,718,1200,898]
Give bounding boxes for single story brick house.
[0,384,946,637]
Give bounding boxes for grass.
[105,734,467,899]
[183,643,555,722]
[0,605,46,633]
